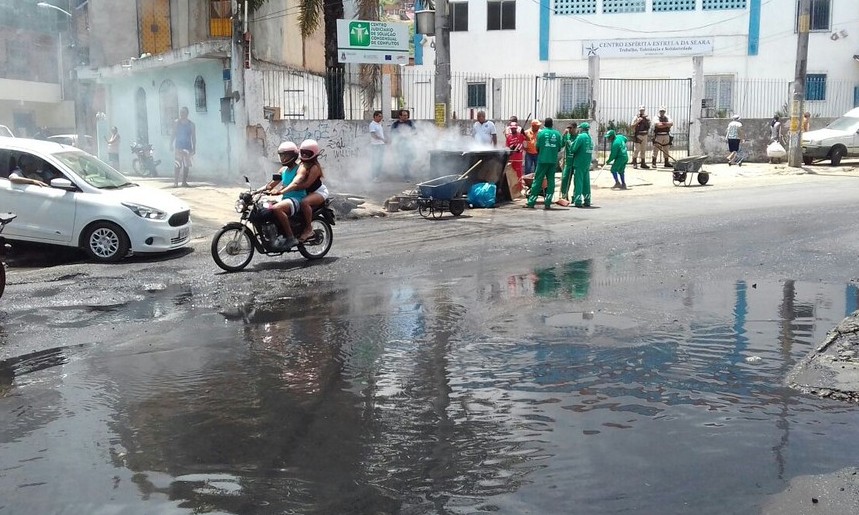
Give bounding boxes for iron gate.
[597,78,692,161]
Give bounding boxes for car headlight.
[235,200,246,213]
[122,202,167,220]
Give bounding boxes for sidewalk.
[136,161,857,227]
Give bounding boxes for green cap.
[605,129,616,139]
[579,121,590,130]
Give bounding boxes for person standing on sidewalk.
[725,114,743,164]
[604,129,629,190]
[106,126,121,171]
[523,120,541,176]
[651,107,673,168]
[559,122,578,202]
[571,122,594,207]
[524,117,562,210]
[171,107,196,187]
[629,106,651,169]
[369,110,386,182]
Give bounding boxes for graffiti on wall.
[268,121,363,162]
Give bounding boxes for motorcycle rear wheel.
[298,218,333,260]
[0,262,5,299]
[212,226,255,272]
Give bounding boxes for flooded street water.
[3,252,859,514]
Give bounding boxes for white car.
[0,137,191,262]
[0,125,13,138]
[802,107,859,165]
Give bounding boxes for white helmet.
[277,141,298,154]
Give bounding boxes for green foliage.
[248,0,269,13]
[297,0,324,38]
[599,120,630,135]
[555,104,589,119]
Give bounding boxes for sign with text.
[434,103,446,127]
[582,38,714,58]
[337,19,410,64]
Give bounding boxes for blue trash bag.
[467,182,496,208]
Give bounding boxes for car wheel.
[802,155,814,166]
[82,222,129,263]
[830,146,846,166]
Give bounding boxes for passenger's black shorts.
[727,139,740,152]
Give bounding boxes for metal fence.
[259,67,859,122]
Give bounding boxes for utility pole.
[433,0,451,127]
[788,0,811,168]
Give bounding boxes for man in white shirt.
[369,110,386,181]
[472,111,497,147]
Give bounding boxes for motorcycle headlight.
[122,202,167,220]
[235,200,246,213]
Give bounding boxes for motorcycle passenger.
[279,139,329,243]
[262,141,304,250]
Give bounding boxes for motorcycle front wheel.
[298,218,333,260]
[211,226,255,272]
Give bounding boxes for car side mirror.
[50,178,76,190]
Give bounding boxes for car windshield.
[51,151,135,189]
[826,116,859,132]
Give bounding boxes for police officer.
[652,106,673,168]
[629,105,651,169]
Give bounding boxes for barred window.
[796,0,830,32]
[194,76,207,112]
[805,74,826,101]
[450,2,468,32]
[702,0,746,10]
[554,0,596,16]
[467,83,487,108]
[704,75,734,115]
[653,0,695,12]
[603,0,645,14]
[559,79,589,113]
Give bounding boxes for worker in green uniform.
[559,122,578,202]
[525,117,563,210]
[604,129,629,190]
[571,122,594,207]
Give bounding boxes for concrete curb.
[788,309,859,402]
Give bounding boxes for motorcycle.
[0,212,16,299]
[130,142,161,177]
[211,178,335,272]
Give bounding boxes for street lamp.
[37,2,71,100]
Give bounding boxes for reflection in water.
[3,275,859,513]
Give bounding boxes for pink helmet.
[277,141,298,154]
[299,139,320,161]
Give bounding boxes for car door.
[4,152,77,243]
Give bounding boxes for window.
[467,83,487,108]
[194,76,207,112]
[854,86,859,108]
[653,0,695,11]
[158,80,179,136]
[603,0,645,14]
[704,75,734,115]
[559,79,589,114]
[210,0,233,37]
[450,2,468,32]
[702,0,746,10]
[554,0,596,15]
[796,0,830,31]
[805,74,826,101]
[487,1,516,30]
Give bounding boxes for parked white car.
[0,125,13,138]
[0,138,191,262]
[802,107,859,165]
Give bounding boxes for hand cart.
[413,159,484,219]
[670,154,710,186]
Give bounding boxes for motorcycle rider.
[278,139,329,243]
[260,141,304,250]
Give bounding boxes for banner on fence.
[582,38,714,59]
[337,19,410,64]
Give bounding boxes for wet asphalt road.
[2,175,859,513]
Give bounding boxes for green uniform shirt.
[606,134,628,164]
[536,128,563,164]
[562,132,576,158]
[570,132,594,169]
